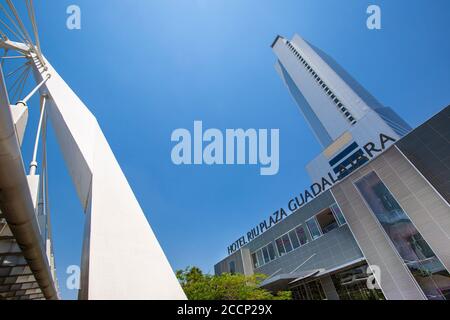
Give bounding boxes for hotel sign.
[227,133,396,255]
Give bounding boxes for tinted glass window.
[289,230,300,249]
[256,250,264,268]
[331,204,346,226]
[291,280,326,300]
[306,218,321,240]
[275,237,285,256]
[267,243,276,261]
[295,226,308,245]
[356,172,450,300]
[229,261,236,274]
[251,253,258,269]
[262,247,270,264]
[308,281,326,300]
[316,209,339,234]
[282,234,293,253]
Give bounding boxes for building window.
[306,217,322,240]
[251,253,258,269]
[257,250,264,268]
[331,204,347,226]
[295,225,308,245]
[316,208,339,234]
[229,261,236,274]
[275,237,286,256]
[267,242,276,261]
[262,246,270,264]
[282,234,293,252]
[252,243,277,268]
[291,280,327,300]
[355,171,450,300]
[288,230,300,249]
[275,234,293,256]
[274,225,310,258]
[261,243,276,264]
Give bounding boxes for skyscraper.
[272,34,411,183]
[214,34,450,301]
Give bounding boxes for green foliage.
[176,266,292,300]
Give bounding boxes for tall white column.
[31,56,186,300]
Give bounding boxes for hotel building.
[214,34,450,300]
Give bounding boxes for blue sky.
[9,0,450,299]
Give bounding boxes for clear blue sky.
[13,0,450,299]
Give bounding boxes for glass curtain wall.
[355,171,450,300]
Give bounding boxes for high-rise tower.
[272,34,411,183]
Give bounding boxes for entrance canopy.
[259,270,320,292]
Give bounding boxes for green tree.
[176,266,292,300]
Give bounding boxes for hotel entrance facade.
[215,106,450,300]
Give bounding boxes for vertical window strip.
[285,41,357,125]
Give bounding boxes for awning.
[259,270,320,292]
[259,258,367,292]
[315,258,365,277]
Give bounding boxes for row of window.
[251,242,276,269]
[285,41,357,125]
[251,204,347,269]
[291,279,327,300]
[276,205,346,257]
[275,224,308,257]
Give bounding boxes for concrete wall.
[214,249,253,276]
